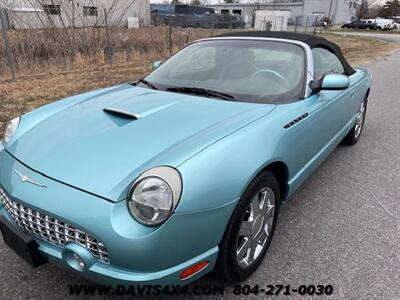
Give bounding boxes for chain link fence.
[288,15,330,34]
[255,14,329,34]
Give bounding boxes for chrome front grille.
[0,187,109,264]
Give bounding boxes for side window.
[312,48,345,80]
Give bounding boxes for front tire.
[214,171,281,282]
[342,97,367,145]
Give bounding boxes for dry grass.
[0,28,398,134]
[324,33,400,66]
[0,27,226,77]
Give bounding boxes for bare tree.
[380,0,400,18]
[356,0,379,20]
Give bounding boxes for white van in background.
[372,18,394,30]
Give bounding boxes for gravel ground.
[0,49,399,300]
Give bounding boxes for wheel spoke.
[261,192,274,215]
[267,204,274,216]
[257,226,268,246]
[259,190,268,210]
[237,237,251,258]
[247,239,257,263]
[262,201,274,216]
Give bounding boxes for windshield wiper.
[166,87,236,101]
[136,79,158,90]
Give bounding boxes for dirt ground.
[0,32,398,133]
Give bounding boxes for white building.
[0,0,151,29]
[206,0,357,27]
[301,0,357,24]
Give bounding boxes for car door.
[302,47,354,165]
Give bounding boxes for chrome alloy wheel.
[236,187,275,268]
[355,100,366,139]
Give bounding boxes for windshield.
[145,39,305,104]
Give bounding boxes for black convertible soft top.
[214,31,356,76]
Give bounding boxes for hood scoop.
[103,107,141,120]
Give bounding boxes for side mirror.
[310,74,350,92]
[152,60,163,70]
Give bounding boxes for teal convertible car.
[0,32,371,285]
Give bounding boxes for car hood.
[7,85,275,202]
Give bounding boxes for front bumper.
[0,150,238,285]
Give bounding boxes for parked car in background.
[364,19,379,29]
[341,20,377,30]
[341,18,398,30]
[373,18,393,30]
[391,20,399,29]
[394,18,400,29]
[341,20,357,29]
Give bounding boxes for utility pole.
[71,0,75,57]
[328,0,334,24]
[104,8,113,66]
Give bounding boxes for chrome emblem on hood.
[14,169,47,188]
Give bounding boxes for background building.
[205,2,303,28]
[206,0,357,27]
[301,0,358,24]
[0,0,151,29]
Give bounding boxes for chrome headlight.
[2,117,20,145]
[128,167,182,226]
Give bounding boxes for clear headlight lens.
[2,117,20,145]
[128,167,182,226]
[130,177,173,224]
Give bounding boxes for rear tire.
[214,171,281,282]
[342,96,367,145]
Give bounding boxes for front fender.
[175,112,294,213]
